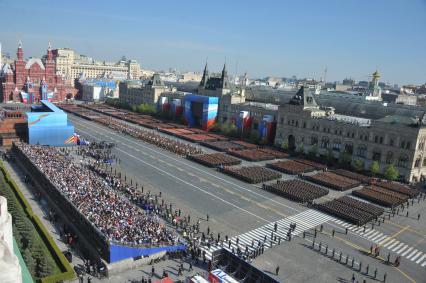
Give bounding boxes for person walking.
[275,266,280,275]
[151,266,155,277]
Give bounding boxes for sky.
[0,0,425,85]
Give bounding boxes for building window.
[372,151,381,162]
[356,145,367,158]
[406,142,411,150]
[374,136,378,143]
[303,122,306,128]
[311,136,318,145]
[389,139,394,146]
[332,140,341,151]
[295,120,299,127]
[280,117,283,124]
[385,152,393,164]
[401,141,406,149]
[379,137,383,144]
[321,137,329,149]
[344,143,353,154]
[415,158,421,168]
[397,155,408,168]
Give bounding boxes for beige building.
[180,72,202,83]
[119,74,171,106]
[53,48,142,81]
[274,86,426,182]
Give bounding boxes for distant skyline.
[0,0,425,85]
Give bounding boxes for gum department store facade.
[191,66,426,183]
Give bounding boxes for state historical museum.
[0,42,75,103]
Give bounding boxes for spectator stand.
[12,143,185,264]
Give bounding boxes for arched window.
[386,151,393,164]
[414,157,421,168]
[332,139,341,151]
[418,140,425,151]
[398,155,409,168]
[356,145,367,158]
[372,150,381,162]
[311,136,318,145]
[344,143,353,154]
[321,137,329,148]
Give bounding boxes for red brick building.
[0,42,76,103]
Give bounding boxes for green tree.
[308,145,318,159]
[339,151,352,168]
[296,143,305,155]
[325,149,335,165]
[352,159,364,172]
[383,163,399,181]
[370,161,380,176]
[281,141,289,151]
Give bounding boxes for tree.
[308,145,318,159]
[281,141,289,151]
[296,143,305,155]
[325,149,334,165]
[339,151,352,168]
[352,159,364,172]
[384,163,399,181]
[370,161,380,176]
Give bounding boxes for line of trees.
[0,173,58,280]
[281,142,400,181]
[106,98,156,115]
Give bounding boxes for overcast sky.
[1,0,425,85]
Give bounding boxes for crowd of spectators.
[16,143,175,247]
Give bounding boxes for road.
[68,114,426,283]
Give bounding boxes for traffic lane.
[69,115,302,216]
[71,115,425,256]
[71,115,398,247]
[73,122,287,235]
